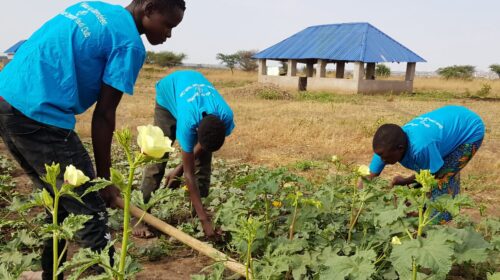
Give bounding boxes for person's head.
[198,114,226,152]
[128,0,185,45]
[372,124,408,165]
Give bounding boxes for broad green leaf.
[390,235,453,279]
[429,194,474,216]
[430,227,491,264]
[320,250,376,280]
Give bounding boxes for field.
[1,66,499,279]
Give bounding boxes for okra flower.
[357,165,371,177]
[272,201,282,208]
[137,125,174,159]
[391,236,402,245]
[64,164,90,186]
[331,155,339,162]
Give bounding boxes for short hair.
[133,0,186,12]
[198,115,226,152]
[372,124,406,151]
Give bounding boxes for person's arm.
[390,174,416,187]
[182,149,215,237]
[166,143,203,187]
[92,83,123,208]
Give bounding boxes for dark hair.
[372,123,406,151]
[133,0,186,11]
[198,115,226,152]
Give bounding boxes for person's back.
[403,105,484,160]
[0,1,145,129]
[156,70,235,153]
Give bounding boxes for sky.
[1,0,499,72]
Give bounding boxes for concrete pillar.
[306,63,314,77]
[288,59,297,77]
[336,62,345,78]
[353,62,365,81]
[405,62,416,81]
[258,59,267,76]
[366,63,376,80]
[315,59,327,78]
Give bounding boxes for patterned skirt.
[431,139,483,223]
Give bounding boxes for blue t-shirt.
[0,1,145,129]
[156,70,235,153]
[370,105,485,174]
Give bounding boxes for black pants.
[0,100,113,280]
[140,103,212,202]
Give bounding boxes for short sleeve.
[369,154,385,175]
[103,46,145,94]
[176,120,197,153]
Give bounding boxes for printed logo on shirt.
[60,2,108,38]
[179,84,216,103]
[405,117,443,129]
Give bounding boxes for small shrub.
[475,83,491,98]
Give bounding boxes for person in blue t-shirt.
[133,70,235,239]
[363,105,484,223]
[0,1,184,279]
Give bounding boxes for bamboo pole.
[116,198,248,278]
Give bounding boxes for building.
[4,40,27,60]
[254,23,425,94]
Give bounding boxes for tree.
[236,50,258,72]
[216,53,239,74]
[489,64,500,78]
[376,64,391,77]
[436,65,475,80]
[145,51,186,67]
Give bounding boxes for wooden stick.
[116,198,248,278]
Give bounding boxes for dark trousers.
[0,100,113,280]
[141,103,212,202]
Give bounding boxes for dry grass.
[75,67,499,214]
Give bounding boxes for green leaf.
[63,190,85,205]
[60,214,93,240]
[110,168,127,191]
[42,189,54,209]
[429,227,491,264]
[390,235,453,279]
[375,203,406,227]
[488,272,500,280]
[429,194,474,216]
[320,250,376,280]
[82,179,113,197]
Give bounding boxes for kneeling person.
[137,70,235,238]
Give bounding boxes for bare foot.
[132,218,155,239]
[19,271,42,280]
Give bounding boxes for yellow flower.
[64,164,90,186]
[137,125,174,159]
[272,201,282,208]
[331,155,339,162]
[182,185,189,192]
[357,165,371,177]
[391,236,402,245]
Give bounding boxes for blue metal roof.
[4,40,27,54]
[254,23,426,63]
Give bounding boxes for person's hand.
[165,171,181,189]
[390,175,407,187]
[200,218,216,239]
[99,185,120,208]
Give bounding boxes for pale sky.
[1,0,499,72]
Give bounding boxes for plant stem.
[412,257,418,280]
[52,194,60,280]
[289,199,299,240]
[348,201,365,243]
[118,164,136,280]
[246,239,252,280]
